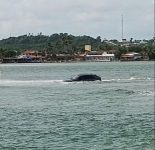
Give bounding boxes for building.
[84,51,115,62]
[121,52,142,61]
[17,50,42,62]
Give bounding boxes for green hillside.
[0,33,154,60]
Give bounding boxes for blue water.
[0,61,154,149]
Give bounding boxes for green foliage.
[0,33,154,60]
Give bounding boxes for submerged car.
[64,74,101,82]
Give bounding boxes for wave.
[115,89,135,94]
[109,88,154,97]
[138,91,154,96]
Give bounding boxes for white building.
[121,52,142,61]
[85,52,115,62]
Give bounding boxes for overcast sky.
[0,0,154,40]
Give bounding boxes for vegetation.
[0,33,154,60]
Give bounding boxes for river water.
[0,61,154,149]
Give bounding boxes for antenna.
[154,0,155,45]
[121,14,124,41]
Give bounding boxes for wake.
[0,77,152,87]
[0,79,65,87]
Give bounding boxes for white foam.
[129,77,136,80]
[0,76,153,87]
[138,91,154,96]
[101,77,153,83]
[0,79,65,86]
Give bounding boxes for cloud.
[0,0,154,40]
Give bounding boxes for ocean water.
[0,61,154,150]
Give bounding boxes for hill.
[0,33,154,60]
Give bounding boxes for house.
[17,50,42,62]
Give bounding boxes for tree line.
[0,33,154,60]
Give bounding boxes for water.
[0,61,154,150]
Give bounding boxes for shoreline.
[0,59,154,64]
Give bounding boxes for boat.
[64,74,101,82]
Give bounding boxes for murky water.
[0,61,154,149]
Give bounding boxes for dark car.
[64,74,101,82]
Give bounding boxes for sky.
[0,0,154,41]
